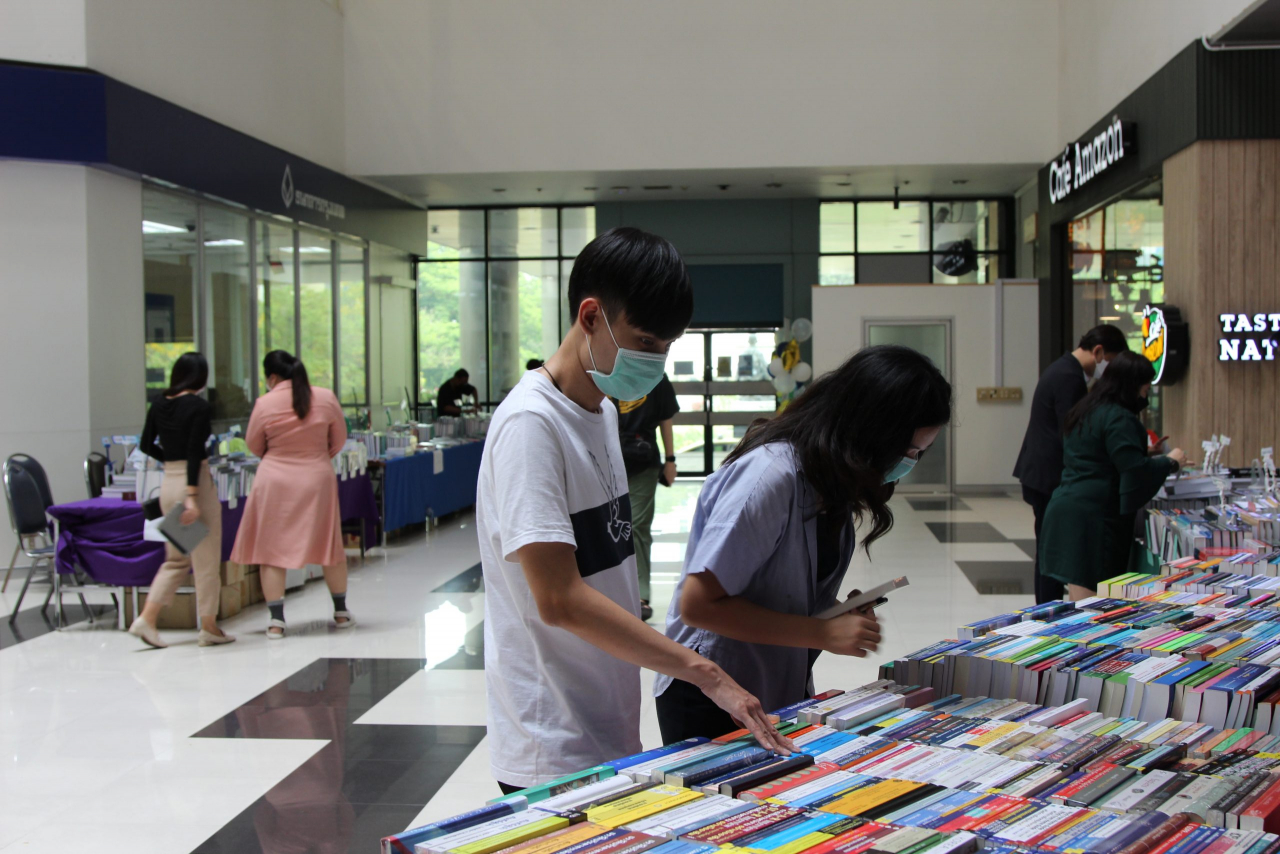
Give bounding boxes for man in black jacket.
[1014,325,1129,603]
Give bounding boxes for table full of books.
[380,554,1280,854]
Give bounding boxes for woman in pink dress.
[231,350,354,638]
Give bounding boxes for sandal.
[266,619,286,640]
[333,610,357,629]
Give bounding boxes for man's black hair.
[454,369,469,380]
[567,227,693,341]
[1078,325,1129,354]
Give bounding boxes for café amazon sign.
[1048,116,1134,205]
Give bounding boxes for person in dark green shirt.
[1040,351,1187,600]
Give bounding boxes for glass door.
[668,329,778,477]
[864,319,953,492]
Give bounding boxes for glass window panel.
[857,253,931,284]
[338,241,366,405]
[488,259,559,401]
[932,200,1001,252]
[818,255,854,285]
[711,425,747,471]
[202,207,253,423]
[298,231,334,390]
[143,190,198,396]
[258,221,296,391]
[711,395,775,413]
[932,253,997,285]
[418,260,486,403]
[672,425,705,475]
[489,208,558,258]
[561,258,575,341]
[675,394,704,412]
[561,207,596,257]
[857,201,928,252]
[427,209,485,259]
[710,332,772,382]
[819,202,854,253]
[667,333,705,381]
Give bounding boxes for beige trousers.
[146,461,222,618]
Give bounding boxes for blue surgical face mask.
[586,311,668,402]
[884,455,918,484]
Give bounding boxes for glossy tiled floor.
[0,484,1034,853]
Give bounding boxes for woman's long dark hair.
[1064,350,1155,434]
[263,349,312,419]
[164,352,208,397]
[724,344,952,552]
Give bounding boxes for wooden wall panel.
[1163,140,1280,468]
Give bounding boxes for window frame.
[818,196,1016,285]
[141,182,370,432]
[415,204,595,407]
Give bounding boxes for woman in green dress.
[1040,351,1187,600]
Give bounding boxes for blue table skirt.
[383,441,484,532]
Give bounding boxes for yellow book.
[966,722,1023,748]
[1135,719,1182,744]
[1208,637,1253,660]
[587,785,702,829]
[816,780,924,818]
[768,833,835,854]
[491,823,610,854]
[452,818,570,854]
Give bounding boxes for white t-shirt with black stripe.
[477,370,642,787]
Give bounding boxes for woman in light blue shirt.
[655,345,953,742]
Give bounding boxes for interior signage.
[1048,116,1133,204]
[281,164,346,220]
[1219,312,1280,361]
[1142,304,1189,385]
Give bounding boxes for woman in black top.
[128,352,233,649]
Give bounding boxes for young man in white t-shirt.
[478,227,792,792]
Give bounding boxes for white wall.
[812,283,1039,488]
[0,162,147,560]
[0,0,86,66]
[343,0,1062,177]
[1055,0,1254,147]
[81,0,347,172]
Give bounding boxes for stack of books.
[382,673,1280,854]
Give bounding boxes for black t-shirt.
[614,375,679,473]
[437,380,477,413]
[139,393,213,487]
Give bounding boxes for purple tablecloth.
[52,472,381,584]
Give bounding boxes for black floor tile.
[192,657,487,853]
[906,497,971,511]
[955,561,1035,595]
[1012,539,1037,559]
[434,562,484,593]
[925,522,1008,543]
[0,599,114,649]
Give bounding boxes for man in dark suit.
[1014,325,1130,603]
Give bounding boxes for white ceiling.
[362,162,1041,208]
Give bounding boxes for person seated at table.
[437,369,478,416]
[231,350,354,639]
[129,352,232,649]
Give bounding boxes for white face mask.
[1093,358,1109,380]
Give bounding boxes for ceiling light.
[204,239,244,247]
[279,246,328,254]
[143,220,186,234]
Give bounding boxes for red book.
[1231,730,1270,754]
[935,795,1025,833]
[1145,823,1201,854]
[738,761,841,802]
[798,824,893,854]
[1241,777,1280,833]
[1046,764,1117,805]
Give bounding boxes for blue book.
[1165,826,1223,854]
[665,746,771,786]
[648,843,717,854]
[770,694,838,720]
[799,733,859,757]
[1040,811,1117,851]
[786,775,877,809]
[741,815,846,850]
[602,738,708,771]
[380,800,526,854]
[892,790,987,828]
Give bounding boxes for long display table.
[381,440,484,533]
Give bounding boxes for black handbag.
[619,432,655,476]
[142,484,163,520]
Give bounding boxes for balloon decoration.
[767,318,814,407]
